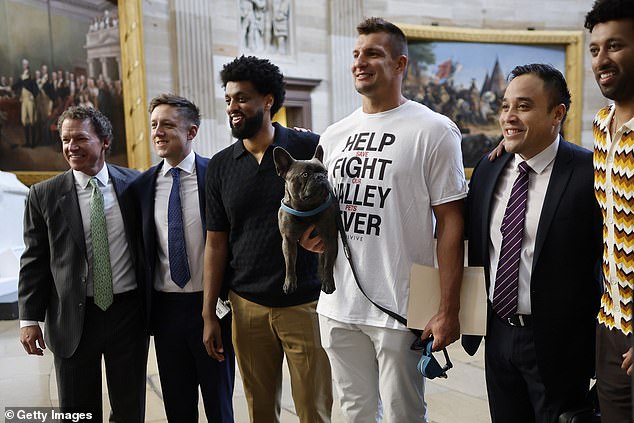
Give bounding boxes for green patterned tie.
[89,177,113,311]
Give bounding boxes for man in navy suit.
[19,106,147,422]
[132,94,234,422]
[463,64,603,422]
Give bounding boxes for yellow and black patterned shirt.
[593,104,634,335]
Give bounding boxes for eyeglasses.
[411,337,453,379]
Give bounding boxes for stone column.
[100,57,109,80]
[171,0,221,157]
[114,57,121,81]
[329,0,363,121]
[88,59,96,79]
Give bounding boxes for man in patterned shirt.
[585,0,634,420]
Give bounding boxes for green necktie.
[89,177,113,311]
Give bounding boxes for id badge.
[216,298,231,319]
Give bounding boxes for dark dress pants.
[152,291,235,423]
[54,291,149,423]
[485,313,587,423]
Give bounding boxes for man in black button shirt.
[202,55,332,422]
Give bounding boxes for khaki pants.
[229,291,332,422]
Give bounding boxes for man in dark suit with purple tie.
[462,64,603,422]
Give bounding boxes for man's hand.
[202,317,225,362]
[20,325,46,356]
[622,347,633,376]
[299,224,325,253]
[488,139,505,161]
[421,311,460,352]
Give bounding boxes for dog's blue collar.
[280,193,334,217]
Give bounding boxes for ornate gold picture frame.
[399,24,584,177]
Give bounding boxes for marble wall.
[141,0,608,160]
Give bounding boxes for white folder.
[408,265,487,336]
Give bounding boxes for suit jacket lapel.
[141,163,161,277]
[482,153,514,286]
[532,140,573,271]
[108,165,129,221]
[57,170,87,257]
[108,164,137,267]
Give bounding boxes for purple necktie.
[492,161,531,319]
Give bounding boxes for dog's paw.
[321,280,336,294]
[283,278,297,294]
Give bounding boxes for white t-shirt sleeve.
[425,119,467,206]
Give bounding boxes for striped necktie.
[492,161,531,319]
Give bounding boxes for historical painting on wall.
[0,0,126,172]
[240,0,291,55]
[403,41,565,168]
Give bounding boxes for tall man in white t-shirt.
[302,17,467,422]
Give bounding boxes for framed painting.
[399,24,584,177]
[0,0,149,186]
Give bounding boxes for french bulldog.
[273,145,338,294]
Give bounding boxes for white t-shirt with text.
[317,100,467,330]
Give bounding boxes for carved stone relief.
[240,0,290,54]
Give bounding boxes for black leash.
[332,191,422,338]
[331,190,454,379]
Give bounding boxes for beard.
[230,109,264,139]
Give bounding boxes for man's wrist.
[20,320,41,328]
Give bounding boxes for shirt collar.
[232,139,247,159]
[161,150,196,177]
[74,163,109,189]
[513,135,559,175]
[607,104,634,133]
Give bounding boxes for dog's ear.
[273,147,295,178]
[313,144,324,163]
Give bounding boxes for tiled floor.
[0,319,491,422]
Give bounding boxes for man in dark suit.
[18,106,148,422]
[463,64,603,422]
[131,94,234,422]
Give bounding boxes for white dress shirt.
[488,136,559,314]
[20,164,136,328]
[153,151,204,292]
[74,165,137,295]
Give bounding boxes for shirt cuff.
[20,320,41,328]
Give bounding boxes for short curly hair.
[57,106,113,148]
[149,93,201,127]
[220,55,286,117]
[584,0,634,32]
